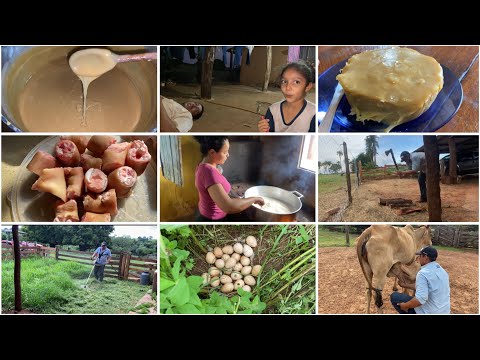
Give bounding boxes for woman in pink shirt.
[194,136,264,221]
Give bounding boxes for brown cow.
[356,225,432,313]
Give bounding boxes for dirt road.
[318,247,478,314]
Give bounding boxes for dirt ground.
[161,83,316,132]
[319,177,478,222]
[318,247,479,314]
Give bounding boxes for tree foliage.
[329,162,342,174]
[365,135,379,165]
[21,225,114,251]
[2,229,12,240]
[109,236,157,256]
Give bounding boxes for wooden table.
[318,46,479,132]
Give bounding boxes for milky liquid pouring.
[253,196,292,214]
[69,49,118,125]
[14,47,145,132]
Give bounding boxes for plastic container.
[10,136,157,222]
[140,271,150,285]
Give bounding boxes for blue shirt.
[414,261,450,314]
[94,247,112,265]
[410,152,426,172]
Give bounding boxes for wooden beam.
[201,46,215,99]
[378,198,411,205]
[424,136,442,221]
[448,137,458,184]
[396,208,423,215]
[263,46,272,92]
[345,225,350,247]
[389,203,415,209]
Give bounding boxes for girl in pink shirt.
[194,136,264,221]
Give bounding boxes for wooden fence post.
[55,245,60,260]
[424,136,442,221]
[343,142,352,203]
[124,253,131,280]
[357,161,362,184]
[153,270,158,293]
[454,227,461,248]
[118,252,124,279]
[345,225,350,247]
[448,137,457,185]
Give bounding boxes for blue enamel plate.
[318,60,463,132]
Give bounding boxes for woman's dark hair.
[278,60,315,84]
[194,136,228,155]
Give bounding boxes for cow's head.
[413,225,432,249]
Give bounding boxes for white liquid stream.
[253,196,292,214]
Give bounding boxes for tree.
[329,162,342,174]
[2,229,12,240]
[21,225,114,251]
[322,160,332,174]
[337,150,343,170]
[365,135,379,165]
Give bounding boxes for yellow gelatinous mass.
[336,47,443,128]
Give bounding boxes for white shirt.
[162,98,193,132]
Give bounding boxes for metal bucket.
[244,185,303,222]
[2,46,157,132]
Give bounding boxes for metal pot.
[244,185,303,222]
[2,46,157,132]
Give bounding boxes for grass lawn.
[318,227,362,247]
[2,257,152,314]
[318,174,357,193]
[318,228,478,253]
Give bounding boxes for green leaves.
[236,288,267,314]
[167,277,190,306]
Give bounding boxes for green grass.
[318,174,345,193]
[318,174,357,193]
[2,257,151,314]
[318,229,478,253]
[318,228,361,247]
[434,245,478,253]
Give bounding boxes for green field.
[318,227,361,247]
[318,228,477,253]
[318,174,348,193]
[2,257,152,314]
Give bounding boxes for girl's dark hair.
[278,60,315,84]
[194,136,228,155]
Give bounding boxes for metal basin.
[2,46,157,132]
[244,185,303,222]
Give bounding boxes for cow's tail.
[355,226,374,291]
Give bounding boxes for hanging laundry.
[288,46,301,62]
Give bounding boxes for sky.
[112,226,158,239]
[318,135,424,172]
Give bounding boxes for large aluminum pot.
[2,46,157,132]
[244,185,303,222]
